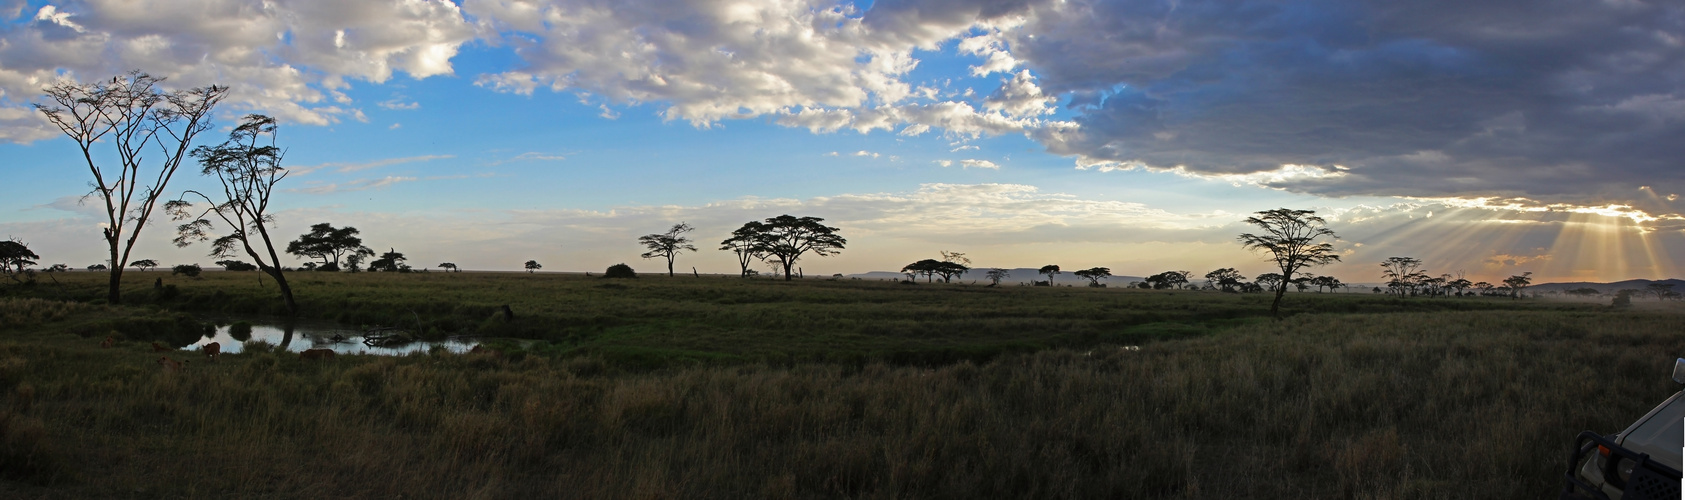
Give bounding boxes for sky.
[2,0,1683,283]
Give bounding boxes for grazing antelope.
[157,356,185,373]
[202,342,221,362]
[300,348,336,361]
[151,341,171,352]
[99,335,115,348]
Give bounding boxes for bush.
[171,264,202,278]
[604,263,637,279]
[215,260,257,272]
[228,321,253,341]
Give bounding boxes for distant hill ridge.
[1528,279,1685,293]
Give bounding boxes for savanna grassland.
[2,271,1683,498]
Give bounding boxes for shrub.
[215,260,257,272]
[604,263,637,279]
[228,321,253,341]
[171,264,202,278]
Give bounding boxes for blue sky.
[2,0,1683,283]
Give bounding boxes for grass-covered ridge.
[0,289,1680,497]
[5,271,1568,367]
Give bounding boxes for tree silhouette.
[0,239,39,276]
[439,262,459,273]
[1503,272,1533,299]
[639,222,698,277]
[901,259,942,282]
[1144,270,1191,290]
[1309,275,1344,293]
[165,114,299,314]
[720,221,767,278]
[1238,208,1342,316]
[984,268,1011,286]
[1254,273,1284,292]
[1380,257,1428,296]
[748,215,846,281]
[87,264,108,271]
[1205,268,1244,292]
[286,223,373,271]
[1038,265,1061,286]
[129,259,158,271]
[1646,283,1675,300]
[368,248,408,272]
[524,260,542,273]
[1073,267,1112,287]
[217,260,257,271]
[36,71,227,304]
[936,251,971,282]
[934,261,970,283]
[1473,281,1495,296]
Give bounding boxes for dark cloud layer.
[1010,0,1685,213]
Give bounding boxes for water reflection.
[187,318,477,356]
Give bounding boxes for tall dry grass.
[3,296,1681,498]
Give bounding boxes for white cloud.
[853,150,880,159]
[959,159,1000,170]
[290,154,454,175]
[288,175,420,194]
[0,0,473,139]
[388,123,401,129]
[379,99,420,110]
[950,145,979,152]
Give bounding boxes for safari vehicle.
[1561,358,1684,500]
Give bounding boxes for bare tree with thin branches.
[639,222,698,277]
[166,114,298,314]
[35,71,227,304]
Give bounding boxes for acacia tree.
[130,259,158,271]
[1038,265,1061,285]
[166,114,297,314]
[1309,275,1344,293]
[720,221,767,278]
[1205,268,1244,292]
[368,248,408,272]
[439,262,459,273]
[1380,257,1428,296]
[286,223,373,271]
[0,239,39,274]
[1503,272,1533,299]
[1238,208,1342,316]
[934,261,970,283]
[639,222,698,277]
[934,251,971,282]
[984,268,1011,286]
[524,260,542,273]
[749,215,846,281]
[1073,267,1112,287]
[1254,273,1284,292]
[36,71,227,304]
[901,259,942,282]
[1145,270,1191,290]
